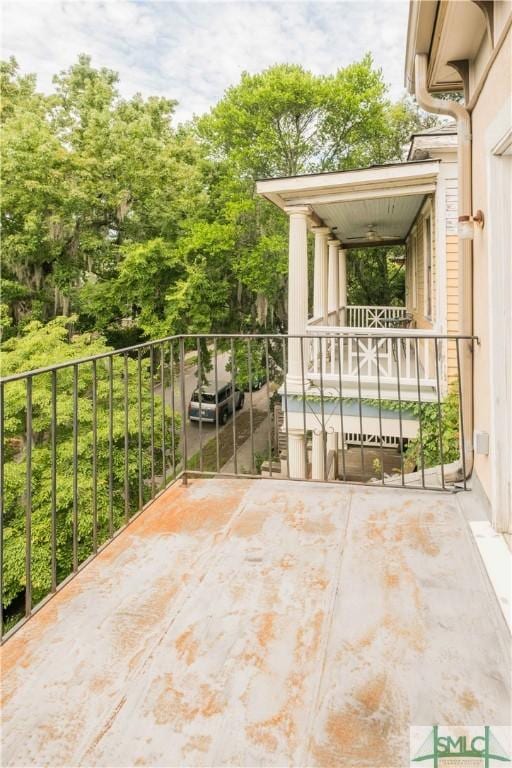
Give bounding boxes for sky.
[2,0,410,125]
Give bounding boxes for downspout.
[414,53,474,479]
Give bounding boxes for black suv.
[188,382,244,425]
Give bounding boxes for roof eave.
[404,0,439,94]
[256,160,440,212]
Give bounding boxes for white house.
[257,125,461,480]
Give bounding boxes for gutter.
[414,53,474,480]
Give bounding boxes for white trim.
[410,227,418,311]
[256,161,440,209]
[284,182,436,207]
[469,521,512,632]
[492,126,512,156]
[422,201,434,321]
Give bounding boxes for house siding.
[446,234,459,381]
[470,19,512,531]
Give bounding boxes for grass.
[186,408,268,473]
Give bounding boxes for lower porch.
[2,478,510,768]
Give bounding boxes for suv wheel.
[237,393,245,410]
[220,409,229,425]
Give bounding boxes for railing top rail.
[0,331,478,383]
[305,327,476,339]
[0,332,182,383]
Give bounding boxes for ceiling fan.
[343,224,402,243]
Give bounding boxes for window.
[424,214,432,319]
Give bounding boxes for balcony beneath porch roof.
[1,477,510,768]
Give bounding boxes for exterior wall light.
[458,210,485,240]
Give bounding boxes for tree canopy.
[1,54,433,341]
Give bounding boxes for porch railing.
[308,305,409,330]
[307,328,436,389]
[345,305,408,328]
[0,331,473,641]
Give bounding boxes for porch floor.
[1,479,510,767]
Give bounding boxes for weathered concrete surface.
[1,479,510,767]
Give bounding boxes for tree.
[347,247,406,307]
[197,56,433,325]
[1,317,180,626]
[0,56,204,331]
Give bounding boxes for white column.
[312,226,330,322]
[328,239,340,325]
[339,248,347,325]
[288,430,307,480]
[285,206,311,383]
[326,431,338,479]
[311,431,326,481]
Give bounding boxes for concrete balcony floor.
[1,478,510,767]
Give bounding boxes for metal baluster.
[355,339,365,480]
[299,336,309,476]
[282,338,290,479]
[179,337,188,484]
[318,336,327,481]
[230,339,238,475]
[265,338,272,478]
[336,337,347,481]
[137,350,143,509]
[0,382,3,633]
[247,339,255,474]
[434,338,446,490]
[197,340,203,473]
[25,377,32,615]
[169,342,176,477]
[214,338,220,473]
[150,346,156,497]
[160,344,166,488]
[50,372,57,591]
[395,338,405,487]
[123,354,130,522]
[414,337,426,488]
[108,356,114,538]
[375,337,385,486]
[72,365,78,571]
[455,339,467,490]
[92,360,98,553]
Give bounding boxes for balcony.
[3,331,507,768]
[2,476,510,767]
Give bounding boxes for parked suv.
[188,381,244,425]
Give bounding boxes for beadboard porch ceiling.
[256,159,439,247]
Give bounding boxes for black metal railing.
[0,331,474,640]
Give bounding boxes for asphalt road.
[155,352,270,462]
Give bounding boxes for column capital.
[312,226,330,236]
[284,205,312,217]
[328,238,340,247]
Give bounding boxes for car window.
[190,391,216,404]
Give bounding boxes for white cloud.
[1,0,410,124]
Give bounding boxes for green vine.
[288,382,461,470]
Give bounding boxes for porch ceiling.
[256,159,439,248]
[314,193,425,246]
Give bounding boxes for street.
[155,351,272,468]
